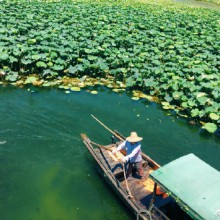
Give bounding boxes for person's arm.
[112,140,126,154]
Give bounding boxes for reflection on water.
[0,86,219,220]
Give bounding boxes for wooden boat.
[81,131,220,220]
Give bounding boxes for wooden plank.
[94,148,124,175]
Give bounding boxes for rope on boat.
[136,209,153,220]
[122,163,133,199]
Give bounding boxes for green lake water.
[0,85,220,220]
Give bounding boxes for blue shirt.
[116,140,142,163]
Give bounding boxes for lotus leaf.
[91,91,98,94]
[32,55,41,60]
[209,113,220,121]
[187,100,196,107]
[191,108,200,117]
[21,59,32,65]
[25,76,38,84]
[202,123,217,133]
[132,97,140,101]
[9,56,18,63]
[53,65,64,71]
[172,91,183,100]
[70,87,81,92]
[139,93,148,99]
[107,84,113,88]
[197,96,209,105]
[37,61,47,68]
[43,82,53,87]
[164,94,173,103]
[27,39,36,45]
[196,92,207,98]
[162,102,170,106]
[0,0,219,129]
[126,77,135,87]
[5,72,18,82]
[0,52,9,61]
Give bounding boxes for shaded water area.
[0,85,220,220]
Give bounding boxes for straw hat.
[126,132,143,142]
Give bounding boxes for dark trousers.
[126,161,144,178]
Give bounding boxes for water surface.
[0,86,219,220]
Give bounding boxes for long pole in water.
[91,114,134,199]
[91,114,160,169]
[91,114,124,141]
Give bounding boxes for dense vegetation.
[0,0,219,133]
[197,0,220,5]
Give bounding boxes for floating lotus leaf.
[31,54,41,60]
[65,91,70,94]
[139,93,148,99]
[5,72,18,82]
[36,61,47,68]
[78,82,85,87]
[0,52,9,61]
[191,108,200,117]
[96,81,104,86]
[132,91,140,97]
[202,123,217,133]
[177,112,188,118]
[163,105,175,110]
[162,105,170,110]
[161,102,170,106]
[172,91,183,100]
[42,82,53,87]
[131,97,140,100]
[112,88,125,93]
[24,76,38,84]
[197,96,209,105]
[146,95,154,101]
[196,92,206,98]
[85,82,94,86]
[209,113,219,121]
[33,80,43,86]
[70,87,81,92]
[91,91,98,94]
[15,80,24,86]
[107,84,113,88]
[0,0,219,132]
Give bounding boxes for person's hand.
[112,149,117,155]
[121,156,128,163]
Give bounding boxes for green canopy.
[150,154,220,220]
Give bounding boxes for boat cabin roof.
[149,153,220,220]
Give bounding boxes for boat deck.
[93,145,169,210]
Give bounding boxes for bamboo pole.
[91,114,124,141]
[90,115,134,199]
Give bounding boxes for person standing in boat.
[112,131,144,179]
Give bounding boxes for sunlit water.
[0,85,220,220]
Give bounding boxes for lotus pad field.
[0,0,220,133]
